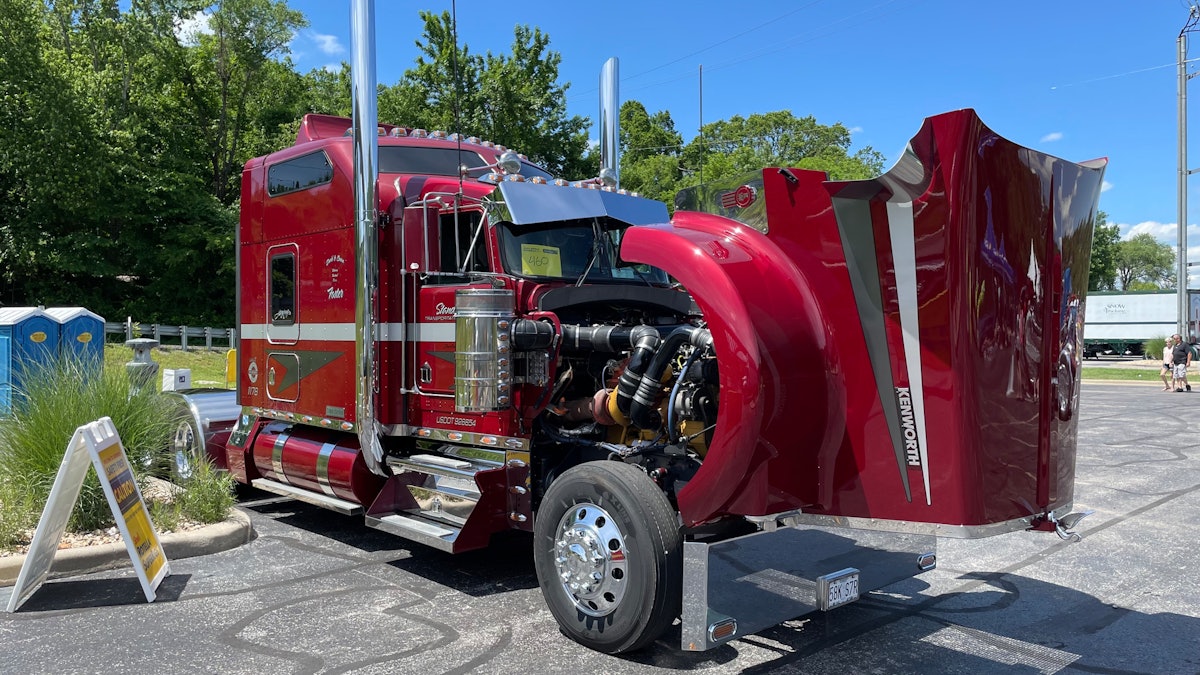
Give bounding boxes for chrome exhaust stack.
[599,57,620,188]
[351,0,384,476]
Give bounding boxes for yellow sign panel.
[30,331,46,343]
[77,333,92,343]
[97,444,167,581]
[521,244,562,277]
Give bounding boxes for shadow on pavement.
[13,573,191,612]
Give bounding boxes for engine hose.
[666,348,702,444]
[629,327,712,430]
[559,324,664,353]
[614,326,661,415]
[511,318,556,350]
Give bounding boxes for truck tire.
[533,461,682,654]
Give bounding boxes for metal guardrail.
[104,320,237,352]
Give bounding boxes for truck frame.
[168,2,1106,654]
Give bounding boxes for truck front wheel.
[533,461,682,654]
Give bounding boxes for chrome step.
[365,513,459,553]
[380,446,509,541]
[250,478,362,516]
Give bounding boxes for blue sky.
[255,1,1200,276]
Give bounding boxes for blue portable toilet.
[46,307,105,364]
[0,307,61,415]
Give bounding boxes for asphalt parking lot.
[2,382,1198,674]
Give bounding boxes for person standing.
[1162,336,1175,391]
[1171,334,1192,392]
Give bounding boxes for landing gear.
[533,461,682,654]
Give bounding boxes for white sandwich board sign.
[5,417,169,612]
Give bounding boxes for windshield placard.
[521,244,562,277]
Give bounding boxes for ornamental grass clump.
[0,356,176,531]
[0,355,175,533]
[169,458,235,524]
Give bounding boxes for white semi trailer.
[1083,290,1200,357]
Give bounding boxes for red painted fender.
[621,214,846,526]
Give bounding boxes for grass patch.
[1081,368,1161,381]
[0,479,37,550]
[104,344,232,389]
[174,460,235,523]
[147,460,234,530]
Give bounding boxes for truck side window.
[270,253,296,325]
[268,151,333,196]
[436,211,488,280]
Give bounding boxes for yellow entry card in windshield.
[521,244,562,277]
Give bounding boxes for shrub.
[1144,337,1167,362]
[174,459,235,523]
[0,477,38,549]
[0,356,176,531]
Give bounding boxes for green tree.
[618,101,683,204]
[1115,233,1175,290]
[0,0,239,324]
[1088,211,1119,291]
[678,110,884,187]
[183,0,307,203]
[383,11,589,177]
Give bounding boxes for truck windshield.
[496,220,669,284]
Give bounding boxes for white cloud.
[311,33,344,55]
[175,11,212,46]
[322,63,341,74]
[1101,180,1113,192]
[1040,131,1063,143]
[1122,220,1176,240]
[848,126,863,134]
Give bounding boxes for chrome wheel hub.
[553,502,628,617]
[173,421,196,480]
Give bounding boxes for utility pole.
[1179,5,1200,339]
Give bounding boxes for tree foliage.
[1115,232,1175,291]
[680,110,885,186]
[376,11,590,177]
[616,103,883,207]
[1088,211,1120,291]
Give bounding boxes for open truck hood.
[622,109,1107,531]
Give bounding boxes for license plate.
[816,568,860,611]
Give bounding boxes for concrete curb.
[0,508,254,587]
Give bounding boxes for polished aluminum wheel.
[173,420,197,480]
[552,502,629,617]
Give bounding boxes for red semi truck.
[168,4,1107,654]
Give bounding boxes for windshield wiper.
[575,219,604,287]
